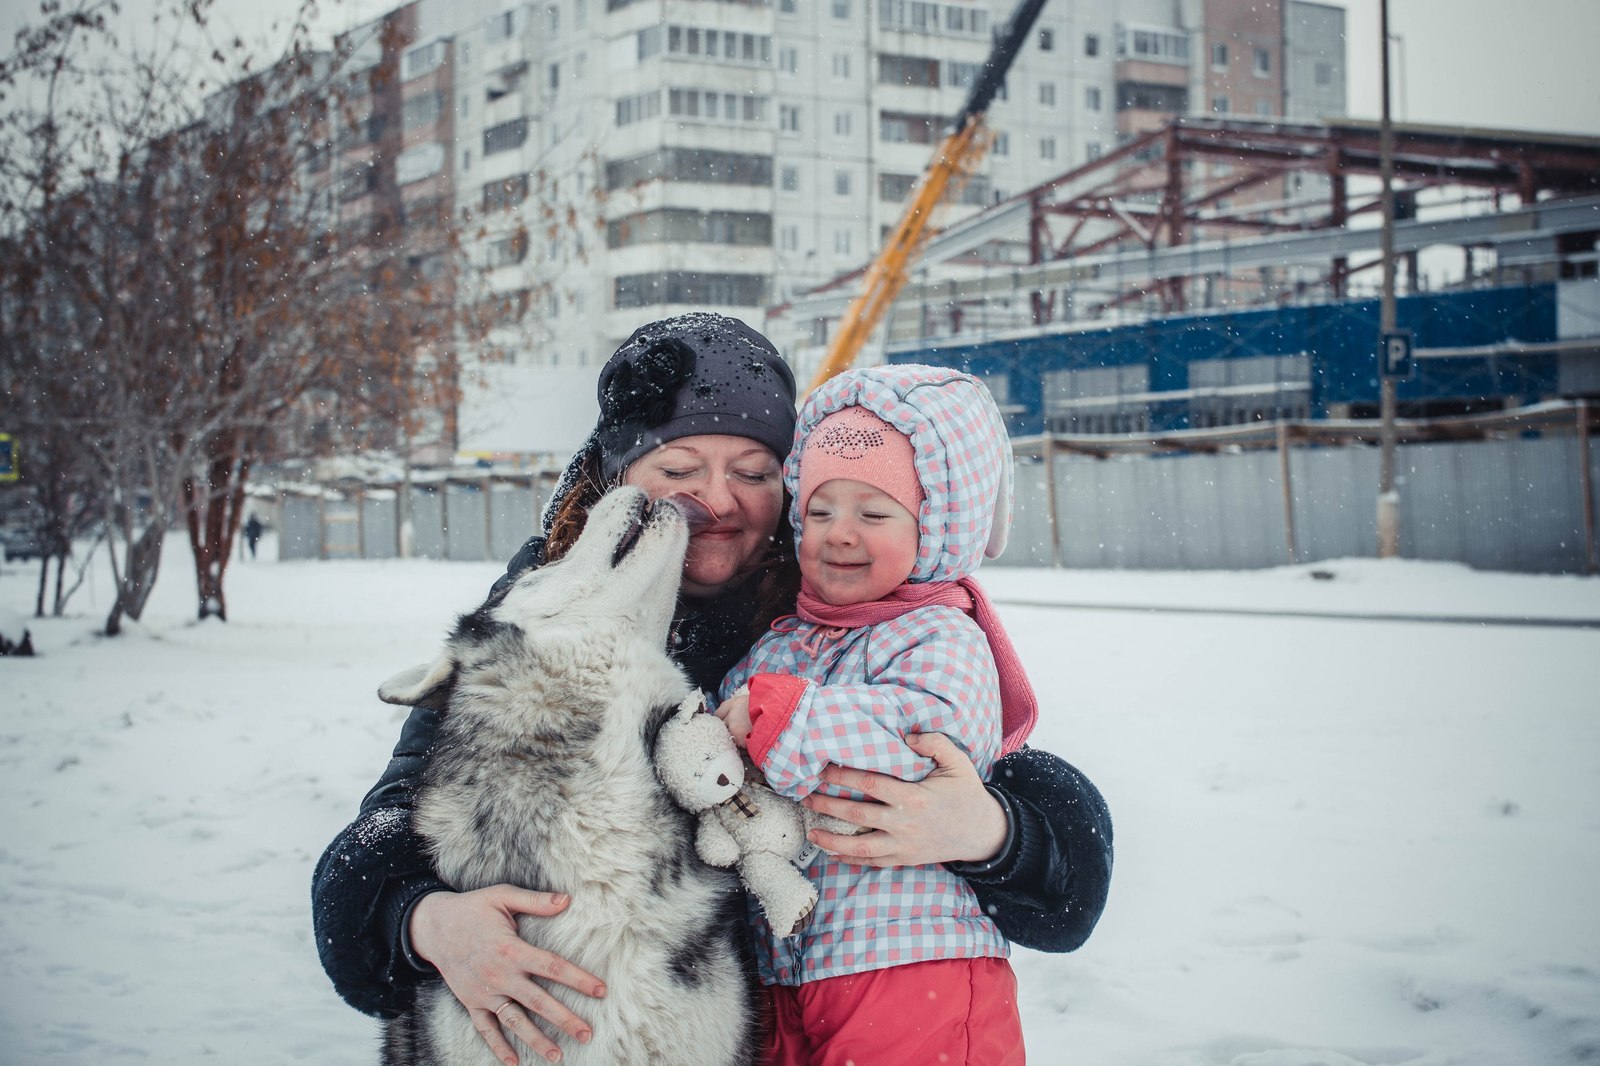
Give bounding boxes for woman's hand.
[800,732,1009,868]
[409,886,607,1066]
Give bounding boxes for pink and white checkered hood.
[786,364,1013,583]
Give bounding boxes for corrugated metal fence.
[1000,431,1599,574]
[270,428,1599,575]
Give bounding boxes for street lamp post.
[1376,0,1401,558]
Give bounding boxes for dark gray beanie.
[593,313,797,482]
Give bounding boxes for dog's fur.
[377,487,755,1066]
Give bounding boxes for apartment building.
[328,0,1344,373]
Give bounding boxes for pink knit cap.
[796,405,924,518]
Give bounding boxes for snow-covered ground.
[2,538,1598,1065]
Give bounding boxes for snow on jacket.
[720,364,1016,986]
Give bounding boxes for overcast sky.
[5,0,1598,135]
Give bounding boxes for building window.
[1315,61,1333,87]
[1118,26,1190,64]
[548,62,560,92]
[779,0,797,13]
[403,90,445,131]
[832,0,849,16]
[779,46,798,72]
[834,170,851,196]
[613,271,767,309]
[403,41,446,81]
[1211,42,1228,70]
[780,165,799,191]
[1255,98,1273,117]
[993,131,1009,156]
[615,90,661,127]
[834,229,851,255]
[878,53,941,88]
[1084,33,1099,57]
[1254,47,1271,77]
[780,105,801,132]
[779,225,799,251]
[484,117,530,154]
[486,9,515,41]
[832,53,850,78]
[1211,95,1229,114]
[607,209,773,248]
[1086,140,1103,160]
[575,0,587,29]
[1039,137,1056,161]
[879,110,942,145]
[488,231,529,267]
[1039,81,1056,107]
[606,147,774,189]
[547,3,560,33]
[1084,86,1101,111]
[483,174,530,211]
[638,26,662,59]
[878,172,916,201]
[834,111,852,136]
[1038,27,1053,51]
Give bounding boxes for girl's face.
[623,435,785,598]
[798,479,920,606]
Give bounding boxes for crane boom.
[807,0,1050,390]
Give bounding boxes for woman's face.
[623,435,785,598]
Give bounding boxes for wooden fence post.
[1042,432,1063,569]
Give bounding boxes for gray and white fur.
[377,487,755,1066]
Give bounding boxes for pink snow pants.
[760,957,1025,1066]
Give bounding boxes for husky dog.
[377,487,755,1066]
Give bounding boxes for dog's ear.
[378,656,457,710]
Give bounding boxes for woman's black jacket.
[311,538,1113,1018]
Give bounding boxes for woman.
[312,313,1113,1066]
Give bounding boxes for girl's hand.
[800,732,1009,868]
[409,886,607,1065]
[715,686,754,749]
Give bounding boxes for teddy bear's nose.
[717,774,731,787]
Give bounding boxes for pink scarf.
[793,578,1038,755]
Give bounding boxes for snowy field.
[2,538,1599,1065]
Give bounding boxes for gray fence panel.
[445,484,488,562]
[362,495,398,559]
[1506,436,1587,573]
[278,496,323,560]
[409,488,446,559]
[1291,446,1380,564]
[998,461,1055,568]
[323,499,361,559]
[490,485,539,562]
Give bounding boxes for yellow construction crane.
[808,0,1050,390]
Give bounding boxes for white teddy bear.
[653,694,860,938]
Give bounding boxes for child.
[716,364,1038,1066]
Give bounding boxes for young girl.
[716,363,1038,1065]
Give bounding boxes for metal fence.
[276,476,553,564]
[268,410,1599,575]
[1000,415,1599,574]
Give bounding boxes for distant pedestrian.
[243,514,264,560]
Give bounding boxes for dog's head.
[379,486,691,710]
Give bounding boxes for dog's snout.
[716,774,731,787]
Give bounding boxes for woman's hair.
[746,493,801,634]
[543,445,610,563]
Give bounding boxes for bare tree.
[0,0,478,632]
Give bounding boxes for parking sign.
[0,434,16,483]
[1381,330,1414,379]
